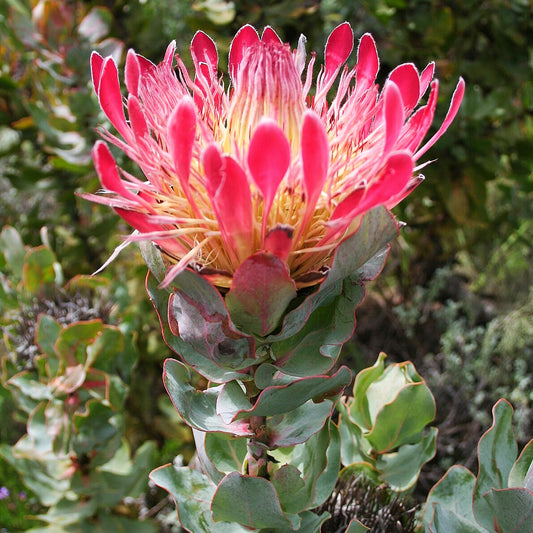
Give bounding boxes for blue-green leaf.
[150,465,248,533]
[163,358,251,436]
[212,472,300,529]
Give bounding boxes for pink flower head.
[83,23,464,288]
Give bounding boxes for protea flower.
[83,23,464,288]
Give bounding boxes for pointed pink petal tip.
[261,26,282,44]
[247,119,291,219]
[98,57,130,140]
[93,141,128,197]
[325,22,354,80]
[125,49,141,96]
[356,33,379,91]
[164,40,176,66]
[90,51,104,94]
[229,25,260,79]
[388,63,420,114]
[167,96,197,187]
[383,80,404,155]
[127,95,149,140]
[191,30,218,73]
[301,111,329,205]
[415,77,465,159]
[203,154,253,263]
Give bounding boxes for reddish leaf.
[225,252,296,337]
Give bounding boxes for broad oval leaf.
[150,465,249,533]
[473,399,518,531]
[147,273,254,383]
[212,472,300,530]
[204,431,247,477]
[271,280,365,377]
[270,421,340,513]
[483,487,533,533]
[508,440,533,488]
[422,465,480,532]
[365,381,436,452]
[376,427,437,491]
[217,366,351,422]
[268,399,334,448]
[163,358,251,436]
[266,206,398,344]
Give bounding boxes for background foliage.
[1,0,532,530]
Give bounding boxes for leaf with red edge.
[55,320,104,365]
[147,272,255,383]
[216,366,351,422]
[163,358,251,436]
[270,279,365,376]
[35,315,62,359]
[168,288,255,371]
[509,440,533,489]
[267,399,334,447]
[345,521,370,532]
[422,465,483,533]
[266,207,398,358]
[226,252,297,337]
[212,472,300,530]
[473,399,518,531]
[150,465,248,533]
[483,487,533,533]
[268,422,340,517]
[22,246,57,293]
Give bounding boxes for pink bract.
[82,23,464,288]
